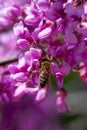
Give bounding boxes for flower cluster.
[0,0,87,112]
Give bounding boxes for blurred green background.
[59,72,87,130]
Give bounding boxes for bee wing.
[47,74,52,88]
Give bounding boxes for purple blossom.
[35,86,47,103]
[38,26,52,39]
[37,0,51,11]
[45,0,65,21]
[0,70,17,102]
[65,2,84,19]
[24,12,41,26]
[8,47,42,101]
[17,39,30,50]
[77,62,87,85]
[56,89,71,113]
[0,0,87,113]
[13,82,38,100]
[0,4,22,30]
[24,3,43,26]
[13,21,31,39]
[51,62,71,88]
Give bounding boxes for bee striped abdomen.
[39,72,49,88]
[73,0,83,7]
[39,57,51,88]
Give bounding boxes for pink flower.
[35,85,47,103]
[51,62,71,88]
[0,0,86,113]
[56,89,71,113]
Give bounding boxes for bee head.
[40,57,50,62]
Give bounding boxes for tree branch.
[0,56,18,66]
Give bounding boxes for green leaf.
[60,113,83,125]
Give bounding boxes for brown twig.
[0,56,18,66]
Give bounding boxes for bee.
[73,0,84,7]
[39,57,51,88]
